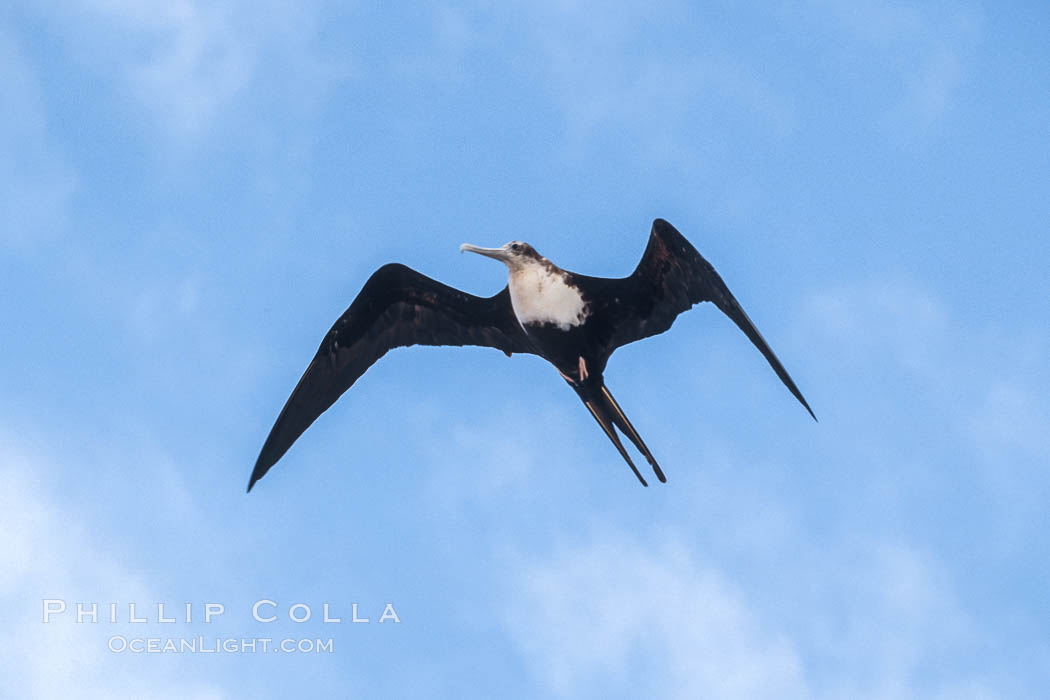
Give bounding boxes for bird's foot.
[578,356,589,381]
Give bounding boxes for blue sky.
[2,1,1049,697]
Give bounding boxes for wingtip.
[651,218,674,235]
[781,374,817,424]
[799,398,817,423]
[246,463,266,493]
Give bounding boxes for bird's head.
[459,241,542,271]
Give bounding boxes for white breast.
[508,263,589,331]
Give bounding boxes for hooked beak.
[459,243,509,262]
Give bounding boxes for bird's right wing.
[595,219,815,420]
[248,263,535,491]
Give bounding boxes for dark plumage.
[248,218,814,492]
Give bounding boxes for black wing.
[248,263,534,491]
[594,219,815,420]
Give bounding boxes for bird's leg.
[558,357,590,385]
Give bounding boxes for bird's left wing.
[590,219,815,420]
[248,263,534,491]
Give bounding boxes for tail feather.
[572,377,664,486]
[600,385,666,483]
[581,397,649,487]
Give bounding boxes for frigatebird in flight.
[248,218,814,491]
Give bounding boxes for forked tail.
[575,380,666,486]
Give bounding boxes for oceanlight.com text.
[107,635,335,654]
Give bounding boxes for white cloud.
[125,1,257,138]
[421,393,584,508]
[498,0,796,160]
[130,270,203,342]
[970,380,1049,462]
[801,541,977,700]
[803,278,951,380]
[810,0,982,128]
[804,277,1050,575]
[812,0,924,42]
[0,437,229,699]
[804,278,1050,469]
[904,42,964,126]
[501,529,1005,700]
[0,30,77,248]
[497,279,1047,698]
[31,0,335,142]
[503,535,807,699]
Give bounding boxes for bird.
[248,218,814,492]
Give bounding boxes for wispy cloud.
[802,278,951,380]
[500,528,1005,699]
[30,0,337,143]
[0,437,230,699]
[808,0,982,129]
[489,1,797,160]
[491,279,1048,698]
[130,270,204,342]
[0,30,76,249]
[803,278,1050,467]
[803,278,1050,558]
[503,534,806,699]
